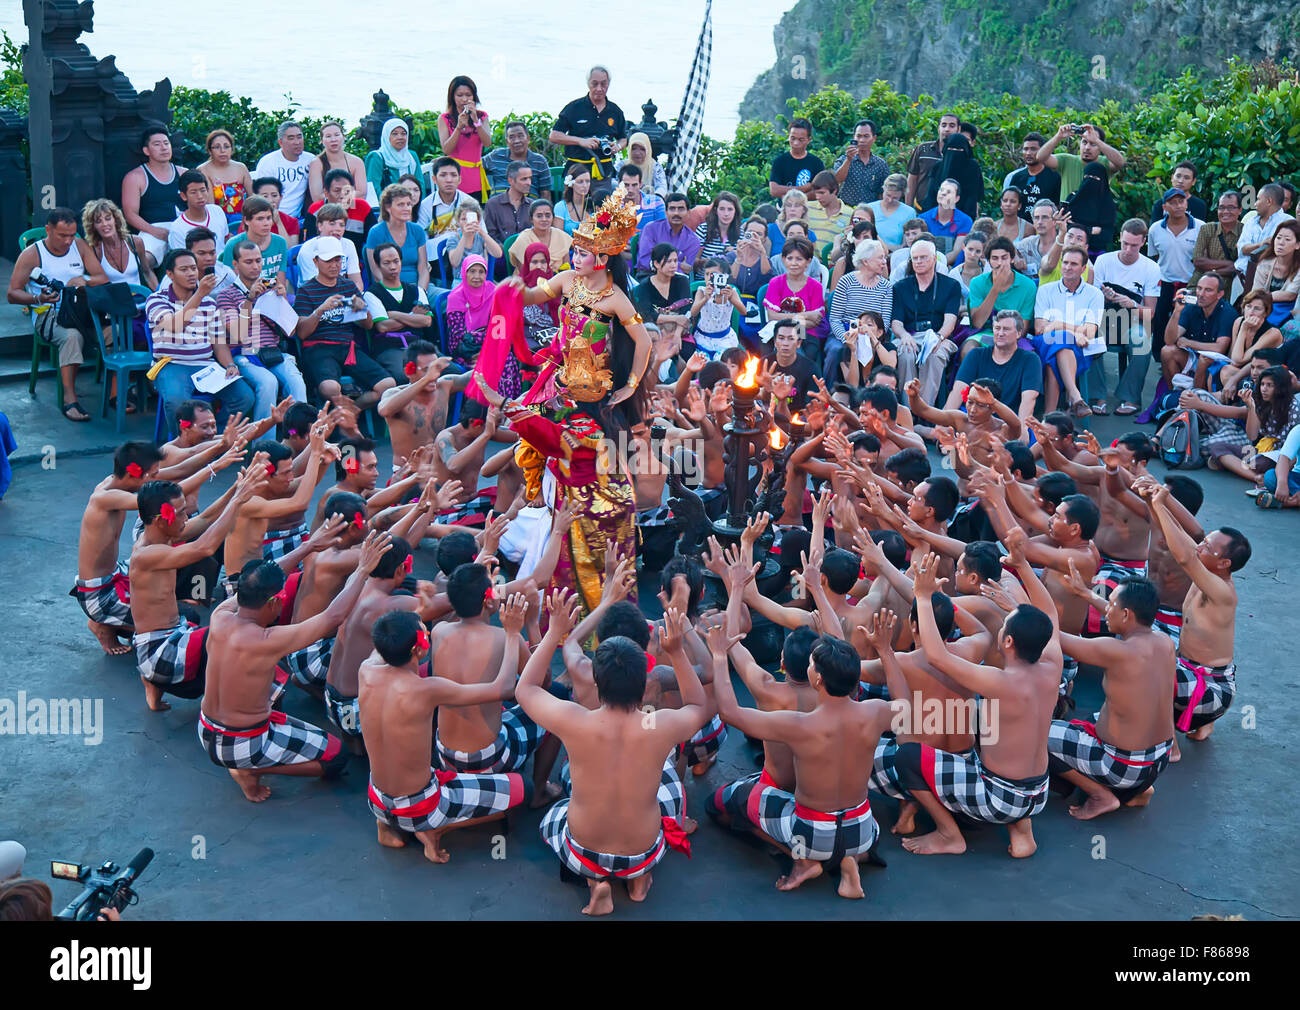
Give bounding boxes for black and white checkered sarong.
[1152,606,1183,648]
[197,709,343,771]
[541,757,688,880]
[1174,656,1236,732]
[133,619,205,688]
[324,683,361,740]
[1047,718,1172,802]
[747,785,878,862]
[676,714,727,766]
[262,522,311,563]
[283,636,334,688]
[894,742,1049,824]
[368,768,522,833]
[435,703,545,773]
[69,561,132,628]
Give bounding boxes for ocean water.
[4,0,797,140]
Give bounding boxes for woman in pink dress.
[437,75,493,200]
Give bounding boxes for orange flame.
[736,355,760,390]
[769,427,786,450]
[790,412,805,426]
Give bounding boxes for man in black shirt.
[889,240,963,405]
[768,118,825,200]
[1004,132,1061,221]
[294,237,394,409]
[765,319,818,411]
[1158,273,1237,388]
[549,66,627,196]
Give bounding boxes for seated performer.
[361,607,530,864]
[129,471,259,710]
[709,621,893,899]
[430,562,561,805]
[325,536,452,750]
[522,591,707,917]
[1048,575,1175,818]
[199,536,385,802]
[892,545,1059,858]
[1141,480,1250,758]
[73,442,164,655]
[378,343,462,468]
[1130,475,1204,648]
[221,431,331,597]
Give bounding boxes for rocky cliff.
[741,0,1299,121]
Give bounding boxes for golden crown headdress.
[558,335,614,402]
[572,184,640,255]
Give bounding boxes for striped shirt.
[828,272,893,340]
[146,286,222,363]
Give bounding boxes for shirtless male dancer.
[710,617,893,899]
[430,562,561,806]
[129,470,260,710]
[221,426,331,596]
[430,399,501,522]
[199,532,388,802]
[361,603,530,863]
[324,535,452,751]
[1139,478,1250,759]
[1048,574,1176,818]
[523,592,708,917]
[378,342,466,468]
[891,545,1060,858]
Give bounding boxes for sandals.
[61,401,90,423]
[1256,491,1283,509]
[1069,398,1093,418]
[1089,400,1111,416]
[1114,402,1140,416]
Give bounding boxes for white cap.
[0,840,26,880]
[314,236,344,261]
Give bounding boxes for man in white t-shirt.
[1091,218,1163,414]
[1032,246,1104,416]
[167,170,230,251]
[297,203,363,289]
[889,219,951,281]
[254,121,312,219]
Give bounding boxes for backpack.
[1158,408,1205,469]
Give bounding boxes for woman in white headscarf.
[614,132,666,197]
[364,118,424,205]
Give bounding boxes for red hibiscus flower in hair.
[159,503,176,524]
[126,462,144,478]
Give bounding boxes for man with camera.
[832,119,890,206]
[7,207,110,423]
[1031,123,1126,203]
[549,66,627,198]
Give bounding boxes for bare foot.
[892,799,918,835]
[1170,737,1182,763]
[837,856,864,899]
[89,619,132,655]
[1006,818,1037,858]
[902,829,966,855]
[419,832,450,864]
[627,872,653,903]
[582,880,615,916]
[776,859,824,891]
[1187,722,1215,741]
[691,753,718,777]
[1069,790,1121,820]
[229,769,270,802]
[1126,786,1155,808]
[141,677,170,712]
[530,781,563,809]
[376,822,406,848]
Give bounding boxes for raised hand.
[482,512,510,555]
[980,578,1022,613]
[685,350,708,374]
[859,609,897,652]
[309,513,347,551]
[432,478,464,512]
[702,535,728,578]
[659,605,692,653]
[704,619,744,659]
[1064,558,1098,601]
[1001,525,1029,568]
[357,529,394,573]
[740,511,770,547]
[603,556,637,604]
[500,592,529,637]
[912,550,947,597]
[271,397,294,423]
[545,588,581,638]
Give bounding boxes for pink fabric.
[448,254,495,331]
[521,241,561,324]
[468,282,535,405]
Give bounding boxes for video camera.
[51,847,153,921]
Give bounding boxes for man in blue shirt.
[946,309,1042,424]
[919,179,973,266]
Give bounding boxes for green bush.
[167,87,358,166]
[1,29,27,114]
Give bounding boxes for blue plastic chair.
[434,290,452,355]
[755,282,770,324]
[96,284,156,433]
